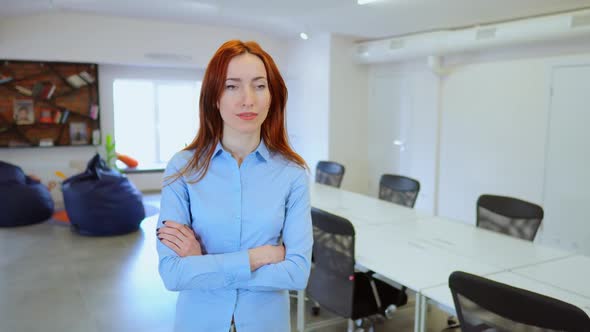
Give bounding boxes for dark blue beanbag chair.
[0,161,54,227]
[62,154,145,236]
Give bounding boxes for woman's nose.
[241,86,255,106]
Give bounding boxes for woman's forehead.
[226,53,267,79]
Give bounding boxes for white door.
[540,65,590,254]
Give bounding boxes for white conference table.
[310,183,429,227]
[511,254,590,299]
[299,183,575,332]
[421,271,590,318]
[380,216,572,270]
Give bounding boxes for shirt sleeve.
[156,154,252,291]
[231,169,313,291]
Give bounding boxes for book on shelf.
[45,84,56,99]
[39,109,53,124]
[15,85,32,96]
[53,111,62,124]
[79,71,95,84]
[32,82,44,97]
[60,110,70,124]
[66,74,87,88]
[0,73,13,84]
[89,104,99,120]
[31,81,56,100]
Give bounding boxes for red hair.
[169,40,307,184]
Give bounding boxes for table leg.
[414,293,422,332]
[297,290,305,332]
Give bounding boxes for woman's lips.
[237,112,257,120]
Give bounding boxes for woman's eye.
[256,84,266,90]
[226,85,237,90]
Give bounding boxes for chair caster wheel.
[311,306,320,316]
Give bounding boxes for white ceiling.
[2,0,590,40]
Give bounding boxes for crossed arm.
[156,162,312,292]
[157,221,285,272]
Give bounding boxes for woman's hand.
[248,245,285,271]
[157,221,204,257]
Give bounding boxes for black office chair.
[378,174,420,208]
[307,207,407,331]
[477,194,544,241]
[449,271,590,332]
[315,161,345,188]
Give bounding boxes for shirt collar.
[212,139,270,162]
[213,142,225,159]
[254,140,270,162]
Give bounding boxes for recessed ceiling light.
[300,32,309,40]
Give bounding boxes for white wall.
[0,12,288,69]
[329,35,369,194]
[367,59,439,213]
[438,58,549,223]
[284,34,332,178]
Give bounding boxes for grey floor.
[0,194,451,332]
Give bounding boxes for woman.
[156,40,313,332]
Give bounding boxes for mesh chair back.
[449,271,590,332]
[477,194,543,241]
[378,174,420,208]
[307,207,356,318]
[315,161,345,188]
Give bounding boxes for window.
[113,80,201,167]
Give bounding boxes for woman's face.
[218,53,271,136]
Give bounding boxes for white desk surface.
[310,183,428,227]
[511,254,590,299]
[354,223,500,292]
[421,271,590,317]
[393,217,573,270]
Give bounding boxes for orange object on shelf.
[117,153,139,168]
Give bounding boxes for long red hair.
[169,40,307,184]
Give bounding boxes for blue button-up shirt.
[157,141,313,332]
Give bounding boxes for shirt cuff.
[222,250,251,286]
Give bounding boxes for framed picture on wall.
[69,122,88,145]
[13,99,34,125]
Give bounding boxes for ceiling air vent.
[389,39,405,50]
[571,13,590,28]
[476,27,497,40]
